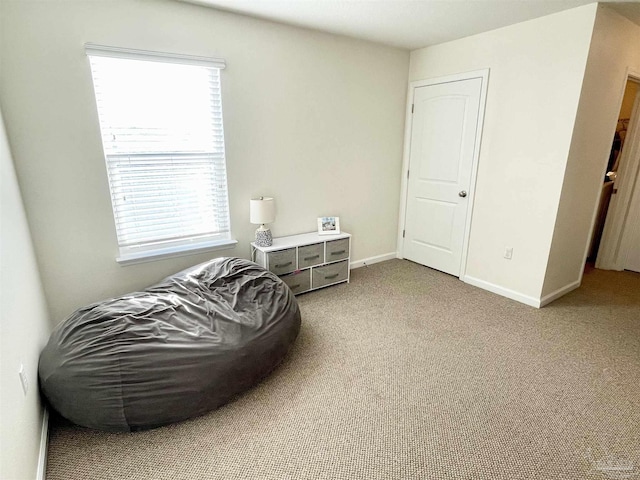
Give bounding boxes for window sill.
[116,238,238,266]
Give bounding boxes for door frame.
[396,69,490,279]
[595,69,640,270]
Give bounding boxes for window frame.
[85,44,236,265]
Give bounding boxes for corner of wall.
[540,4,601,299]
[0,105,51,480]
[542,3,640,300]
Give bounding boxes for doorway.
[593,76,640,272]
[399,70,488,277]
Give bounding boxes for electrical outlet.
[504,247,513,260]
[18,364,29,396]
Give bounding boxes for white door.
[621,169,640,273]
[597,85,640,270]
[403,77,483,276]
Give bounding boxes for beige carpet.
[45,260,640,480]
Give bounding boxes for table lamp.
[250,196,276,247]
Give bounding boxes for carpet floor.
[45,260,640,480]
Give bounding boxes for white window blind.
[86,45,232,262]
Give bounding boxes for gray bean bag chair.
[38,257,301,432]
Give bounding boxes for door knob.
[459,190,467,198]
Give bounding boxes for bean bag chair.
[38,257,301,432]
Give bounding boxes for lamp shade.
[250,197,276,225]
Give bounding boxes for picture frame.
[317,216,340,235]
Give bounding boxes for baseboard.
[462,275,542,308]
[36,407,49,480]
[350,252,397,269]
[539,280,581,307]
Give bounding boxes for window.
[86,44,234,264]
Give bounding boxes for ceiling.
[179,0,640,50]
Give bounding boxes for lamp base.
[255,227,273,247]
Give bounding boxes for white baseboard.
[539,280,580,307]
[350,252,398,269]
[462,275,542,308]
[36,407,49,480]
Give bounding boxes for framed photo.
[318,216,340,235]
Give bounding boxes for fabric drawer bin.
[268,248,296,275]
[298,243,324,269]
[281,269,311,295]
[326,238,350,262]
[312,260,348,289]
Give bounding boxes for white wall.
[542,6,640,297]
[408,5,597,303]
[0,0,409,324]
[0,104,51,479]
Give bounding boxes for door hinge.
[411,104,414,114]
[403,230,406,238]
[407,169,410,179]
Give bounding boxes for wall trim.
[350,252,398,269]
[36,407,49,480]
[539,280,581,307]
[462,275,541,308]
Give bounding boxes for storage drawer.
[281,269,311,295]
[298,243,324,269]
[326,238,350,262]
[267,248,296,275]
[312,260,348,289]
